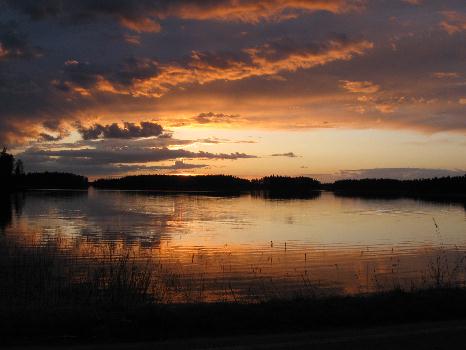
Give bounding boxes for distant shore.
[3,173,466,203]
[2,149,465,198]
[81,174,466,202]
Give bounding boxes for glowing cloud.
[440,11,466,34]
[340,80,380,94]
[1,0,362,32]
[59,37,373,98]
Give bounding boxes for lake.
[2,190,466,302]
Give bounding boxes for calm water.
[2,190,466,302]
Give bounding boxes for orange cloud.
[157,0,363,23]
[402,0,422,5]
[440,11,466,34]
[432,72,460,79]
[66,38,373,98]
[1,1,363,34]
[119,17,161,33]
[340,80,380,93]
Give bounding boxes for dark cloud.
[77,121,164,140]
[271,152,298,158]
[56,36,372,98]
[0,0,358,32]
[57,60,103,90]
[0,22,42,60]
[194,112,239,124]
[17,122,258,176]
[42,120,62,131]
[38,133,63,142]
[17,159,208,177]
[21,147,256,164]
[0,0,464,161]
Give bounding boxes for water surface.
[2,190,466,302]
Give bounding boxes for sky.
[0,0,465,181]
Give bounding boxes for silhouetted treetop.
[93,175,250,191]
[330,176,466,198]
[92,174,321,192]
[0,147,15,179]
[22,172,88,189]
[252,175,320,190]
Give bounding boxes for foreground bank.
[2,237,466,346]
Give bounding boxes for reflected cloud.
[3,190,466,301]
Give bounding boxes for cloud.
[24,147,256,164]
[18,146,256,176]
[193,112,239,124]
[17,118,257,175]
[0,0,466,148]
[306,168,466,182]
[432,72,460,79]
[340,80,380,93]
[76,121,164,140]
[195,137,257,144]
[20,160,208,177]
[59,36,373,98]
[123,34,141,46]
[374,103,396,113]
[119,17,161,33]
[1,0,361,32]
[270,152,298,157]
[0,22,42,60]
[42,120,63,131]
[38,133,63,142]
[402,0,423,5]
[17,121,258,176]
[93,160,209,175]
[440,11,466,35]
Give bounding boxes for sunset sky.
[0,0,465,180]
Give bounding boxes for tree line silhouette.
[329,177,466,199]
[93,175,321,193]
[1,148,465,199]
[0,148,88,191]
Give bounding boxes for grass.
[0,240,155,309]
[2,236,466,345]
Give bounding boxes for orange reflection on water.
[2,190,466,302]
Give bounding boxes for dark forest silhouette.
[93,175,321,193]
[0,147,23,182]
[93,174,250,191]
[329,176,466,199]
[1,148,465,199]
[93,174,466,199]
[0,148,88,191]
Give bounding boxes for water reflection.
[333,191,466,211]
[1,190,466,302]
[0,192,24,233]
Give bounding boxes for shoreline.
[4,288,466,346]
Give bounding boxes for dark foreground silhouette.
[1,234,466,347]
[8,320,466,350]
